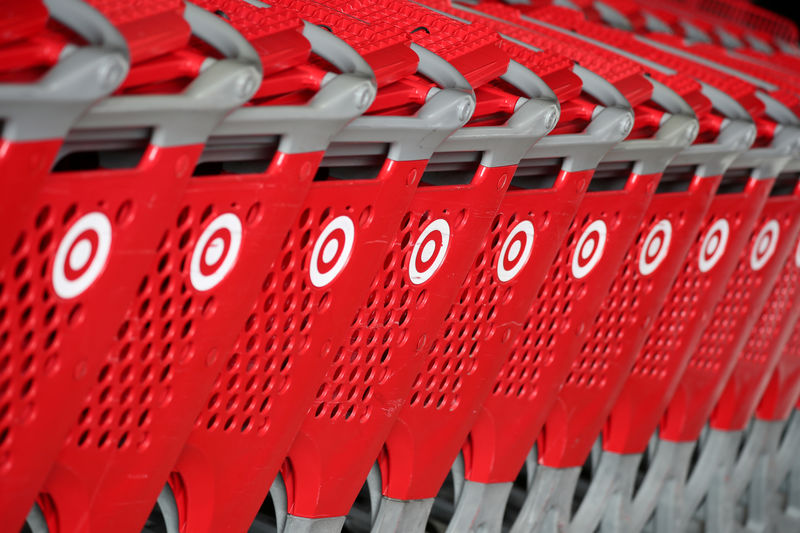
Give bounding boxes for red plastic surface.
[465,168,660,482]
[757,308,800,422]
[658,186,798,442]
[539,174,721,468]
[32,7,327,533]
[604,176,774,453]
[709,182,800,431]
[0,2,210,530]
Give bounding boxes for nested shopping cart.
[30,2,375,532]
[169,1,487,532]
[1,1,261,531]
[0,0,128,259]
[225,3,559,533]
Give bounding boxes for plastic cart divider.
[0,0,129,282]
[29,3,339,532]
[170,19,478,533]
[3,0,255,530]
[274,42,564,533]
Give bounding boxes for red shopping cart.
[1,1,262,531]
[169,2,483,533]
[278,25,576,533]
[32,3,351,532]
[0,0,129,259]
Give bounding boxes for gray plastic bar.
[432,59,561,168]
[0,0,129,141]
[327,43,476,162]
[71,3,263,147]
[448,7,637,172]
[209,21,377,154]
[599,77,699,175]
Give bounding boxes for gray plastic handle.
[523,64,636,172]
[330,43,476,162]
[433,60,560,168]
[0,0,129,141]
[210,21,377,154]
[601,77,699,175]
[73,2,263,148]
[728,91,800,179]
[669,82,757,177]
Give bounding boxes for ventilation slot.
[193,135,279,176]
[769,172,800,196]
[587,161,633,192]
[316,143,391,181]
[717,167,752,194]
[657,165,697,194]
[52,128,152,171]
[510,157,563,190]
[419,158,481,186]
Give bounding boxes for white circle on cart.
[53,212,112,299]
[497,220,534,283]
[750,219,780,271]
[571,220,607,279]
[409,218,451,285]
[639,219,672,276]
[190,213,242,292]
[309,215,355,288]
[698,218,730,273]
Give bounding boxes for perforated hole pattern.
[688,212,788,374]
[492,212,618,401]
[202,206,337,435]
[0,203,107,469]
[566,214,668,389]
[71,202,220,451]
[406,213,509,412]
[312,207,468,423]
[635,215,721,378]
[741,233,800,365]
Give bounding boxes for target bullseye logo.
[571,220,607,279]
[53,212,112,299]
[409,218,450,285]
[497,220,534,283]
[639,219,672,276]
[190,213,242,291]
[750,219,779,271]
[309,215,355,288]
[698,219,730,273]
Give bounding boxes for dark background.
[754,0,800,38]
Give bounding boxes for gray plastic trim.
[0,0,129,141]
[210,21,377,154]
[433,59,561,168]
[329,43,476,162]
[630,439,694,533]
[594,1,634,31]
[669,82,756,177]
[371,497,436,533]
[444,481,513,533]
[72,3,262,147]
[509,464,580,533]
[571,451,640,533]
[682,429,743,533]
[644,13,674,35]
[25,502,48,533]
[727,92,800,179]
[600,77,699,175]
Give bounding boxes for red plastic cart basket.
[31,3,343,532]
[168,3,482,533]
[0,0,129,285]
[278,30,572,533]
[1,1,262,531]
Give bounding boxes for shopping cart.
[169,2,483,532]
[0,0,128,259]
[2,1,261,531]
[29,2,347,532]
